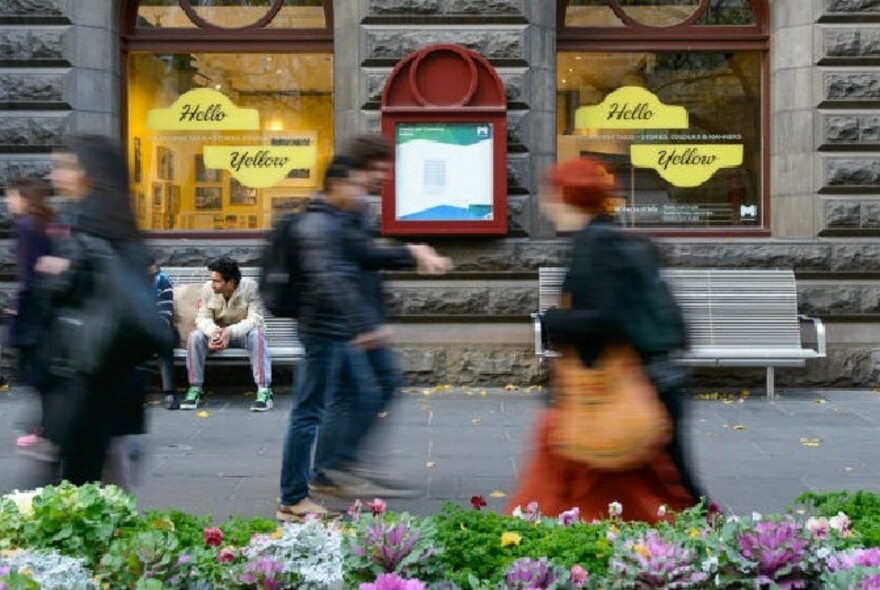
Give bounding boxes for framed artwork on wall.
[133,137,142,183]
[151,181,164,208]
[195,154,222,183]
[230,178,257,206]
[195,186,222,210]
[157,146,175,180]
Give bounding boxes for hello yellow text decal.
[147,88,260,131]
[203,145,317,188]
[630,144,743,188]
[575,86,689,130]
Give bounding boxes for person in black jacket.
[38,135,164,487]
[506,156,704,522]
[277,156,449,520]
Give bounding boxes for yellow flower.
[689,528,701,539]
[500,531,522,547]
[633,543,651,559]
[20,567,33,576]
[271,527,284,540]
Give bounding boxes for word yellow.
[630,144,743,187]
[203,145,316,188]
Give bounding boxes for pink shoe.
[16,433,40,448]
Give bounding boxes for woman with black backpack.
[37,135,171,486]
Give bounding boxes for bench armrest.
[532,312,560,360]
[798,314,827,358]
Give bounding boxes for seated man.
[181,256,273,412]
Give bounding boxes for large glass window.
[127,52,332,231]
[122,0,333,233]
[558,51,762,228]
[557,0,768,232]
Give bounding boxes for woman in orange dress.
[506,157,704,523]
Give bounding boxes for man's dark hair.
[208,256,241,285]
[322,155,356,192]
[345,135,392,171]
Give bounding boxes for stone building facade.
[1,0,879,389]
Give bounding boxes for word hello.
[606,102,654,121]
[230,150,290,172]
[657,148,718,170]
[178,103,226,122]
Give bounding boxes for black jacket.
[296,199,414,339]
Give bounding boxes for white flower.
[657,504,668,518]
[805,517,830,538]
[608,501,623,517]
[829,512,852,537]
[701,555,719,573]
[2,488,43,517]
[0,549,96,589]
[511,505,524,519]
[726,515,741,523]
[244,519,343,585]
[816,546,832,560]
[751,512,762,522]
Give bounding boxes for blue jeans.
[325,345,402,467]
[279,331,372,505]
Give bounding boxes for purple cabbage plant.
[609,530,709,589]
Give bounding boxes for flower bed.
[2,483,880,589]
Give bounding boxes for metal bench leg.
[766,366,775,401]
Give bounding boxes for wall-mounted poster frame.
[380,44,507,236]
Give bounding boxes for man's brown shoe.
[276,497,329,522]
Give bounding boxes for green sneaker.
[251,388,273,412]
[180,386,203,410]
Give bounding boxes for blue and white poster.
[395,122,494,221]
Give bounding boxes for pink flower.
[203,527,223,547]
[830,512,852,538]
[359,573,426,590]
[470,495,488,511]
[570,564,588,587]
[558,507,580,527]
[367,498,387,516]
[805,517,830,539]
[217,546,237,564]
[348,499,363,521]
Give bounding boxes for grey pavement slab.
[2,387,880,521]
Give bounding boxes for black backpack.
[259,213,303,318]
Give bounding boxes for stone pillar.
[333,0,367,150]
[521,0,557,239]
[769,0,820,238]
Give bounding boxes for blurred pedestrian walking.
[38,134,172,487]
[506,156,704,523]
[4,176,58,462]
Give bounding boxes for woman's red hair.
[545,157,617,212]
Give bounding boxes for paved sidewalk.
[2,386,880,520]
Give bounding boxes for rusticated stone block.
[825,200,861,227]
[506,110,528,146]
[825,73,880,102]
[826,158,880,186]
[826,0,880,13]
[506,194,527,235]
[0,73,64,102]
[445,346,542,385]
[446,0,522,14]
[398,347,445,375]
[0,29,65,61]
[862,202,880,227]
[0,0,66,17]
[862,116,880,142]
[830,244,880,271]
[503,72,525,104]
[156,245,264,268]
[507,154,529,193]
[366,30,524,61]
[365,70,522,106]
[826,30,860,57]
[397,287,490,315]
[859,287,880,312]
[0,157,51,188]
[662,242,832,271]
[0,115,67,146]
[798,285,862,315]
[488,287,537,315]
[825,116,860,143]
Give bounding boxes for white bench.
[164,266,303,365]
[534,268,826,399]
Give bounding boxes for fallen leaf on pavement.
[799,437,822,447]
[471,418,481,425]
[489,490,507,498]
[813,398,827,405]
[196,411,211,418]
[426,461,435,468]
[732,424,747,430]
[503,384,518,391]
[479,390,488,397]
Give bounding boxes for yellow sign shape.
[147,88,260,131]
[575,86,689,130]
[630,144,743,187]
[203,145,316,188]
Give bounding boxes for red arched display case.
[380,44,507,235]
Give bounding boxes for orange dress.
[505,408,694,523]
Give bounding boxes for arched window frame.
[557,0,771,237]
[120,0,334,237]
